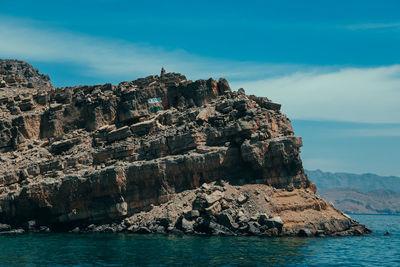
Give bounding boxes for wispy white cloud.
[1,16,399,124]
[232,66,400,123]
[347,22,400,30]
[0,16,305,83]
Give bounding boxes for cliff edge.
[0,59,370,236]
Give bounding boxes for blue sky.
[1,0,399,176]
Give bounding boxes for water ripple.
[0,214,398,266]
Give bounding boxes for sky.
[1,0,399,176]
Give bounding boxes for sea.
[0,214,399,266]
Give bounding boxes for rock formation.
[0,59,370,236]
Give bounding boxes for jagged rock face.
[0,59,52,90]
[0,59,363,236]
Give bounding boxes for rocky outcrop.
[82,181,367,237]
[0,60,52,90]
[0,59,370,236]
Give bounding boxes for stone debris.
[70,182,371,237]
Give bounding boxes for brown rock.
[205,201,222,215]
[205,191,224,206]
[237,194,248,204]
[0,59,370,237]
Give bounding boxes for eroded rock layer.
[0,59,370,236]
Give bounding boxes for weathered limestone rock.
[95,181,371,236]
[0,59,370,236]
[205,191,225,206]
[0,60,53,90]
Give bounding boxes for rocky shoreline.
[0,59,370,236]
[0,181,371,237]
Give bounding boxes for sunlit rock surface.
[0,59,370,236]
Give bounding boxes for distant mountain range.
[306,170,400,214]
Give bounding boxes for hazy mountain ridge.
[320,188,400,214]
[306,169,400,193]
[306,170,400,214]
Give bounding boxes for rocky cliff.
[0,59,370,236]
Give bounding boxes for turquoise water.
[0,214,399,266]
